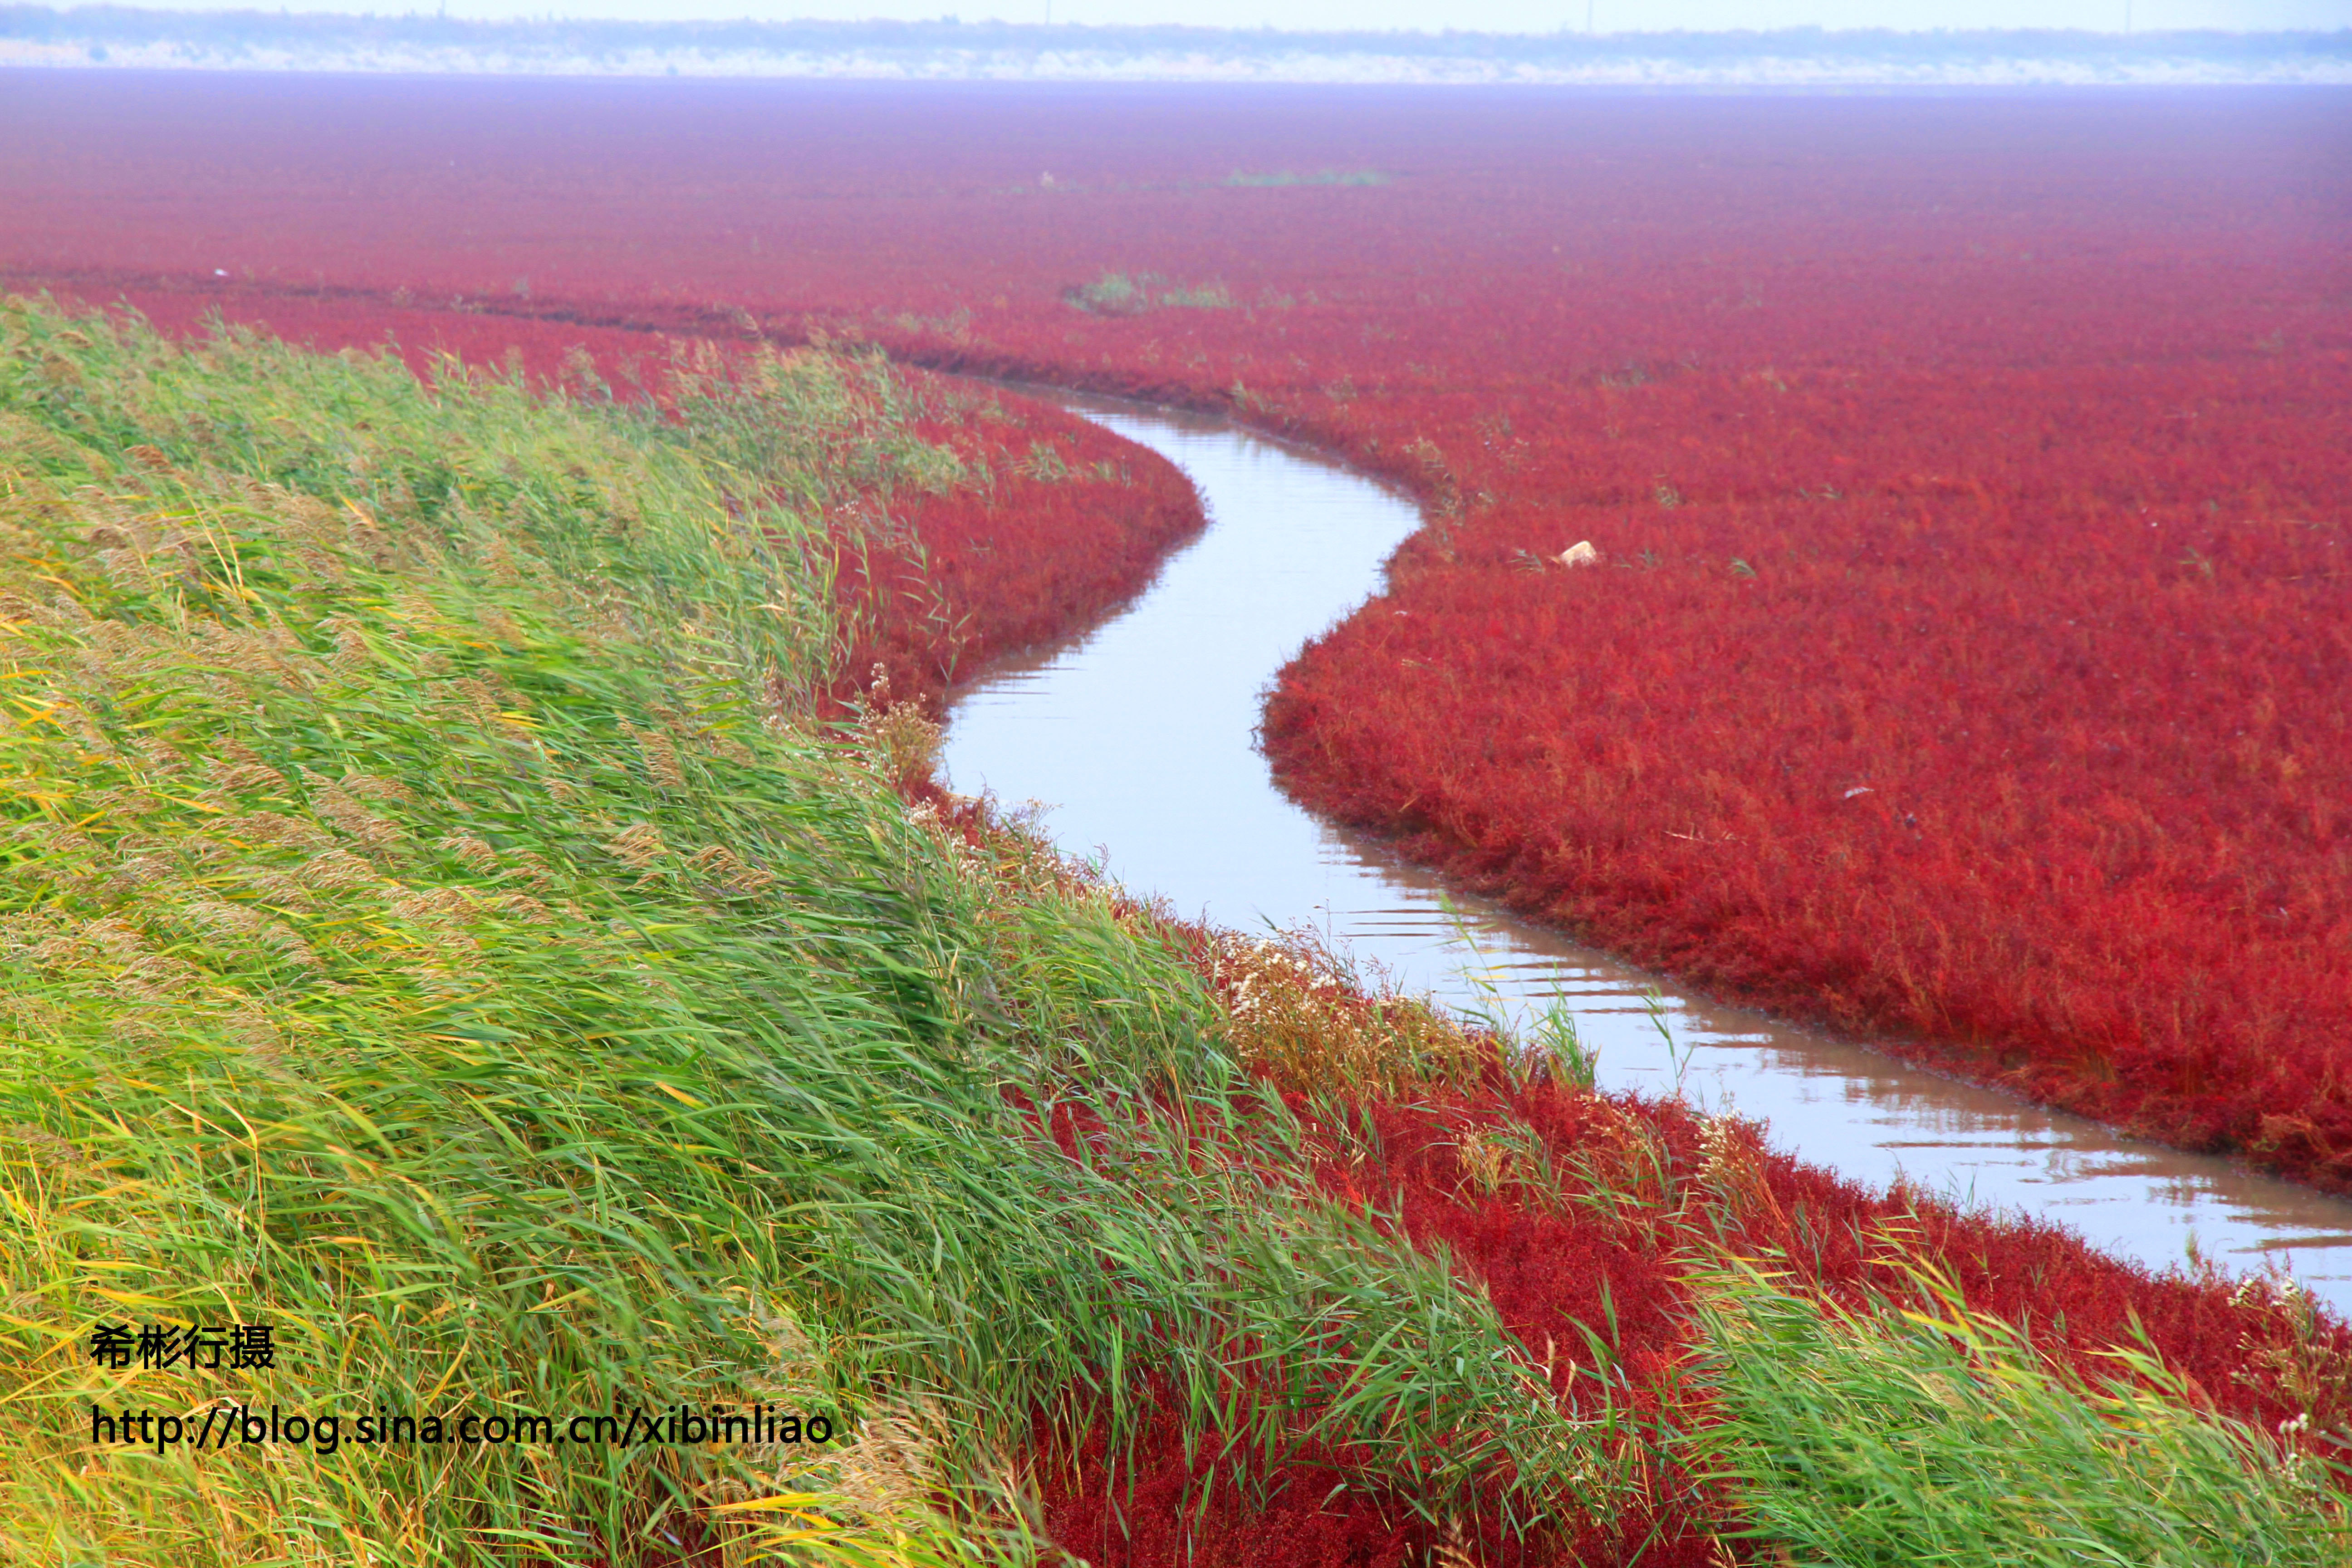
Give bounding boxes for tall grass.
[1686,1255,2351,1565]
[0,298,1622,1564]
[0,294,975,1563]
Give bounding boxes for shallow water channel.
[942,392,2352,1311]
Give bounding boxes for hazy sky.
[109,0,2352,32]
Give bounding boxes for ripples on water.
[942,394,2352,1311]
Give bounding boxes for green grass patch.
[1062,273,1235,317]
[1686,1255,2351,1565]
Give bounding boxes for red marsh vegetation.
[828,395,1205,715]
[1014,924,2352,1565]
[6,76,2345,1186]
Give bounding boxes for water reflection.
[942,393,2352,1309]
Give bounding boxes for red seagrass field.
[6,73,2347,1180]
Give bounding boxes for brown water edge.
[940,388,2352,1311]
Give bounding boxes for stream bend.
[941,391,2352,1311]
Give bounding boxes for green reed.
[0,297,1618,1566]
[1684,1254,2350,1566]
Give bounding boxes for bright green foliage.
[0,295,983,1564]
[1686,1259,2351,1567]
[0,298,1618,1566]
[1063,273,1234,316]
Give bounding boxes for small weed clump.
[1063,272,1235,316]
[1207,928,1490,1098]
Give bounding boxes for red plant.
[1257,348,2352,1182]
[1000,1016,2352,1564]
[828,396,1203,715]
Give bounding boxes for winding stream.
[942,392,2352,1311]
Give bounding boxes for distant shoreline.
[3,9,2346,84]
